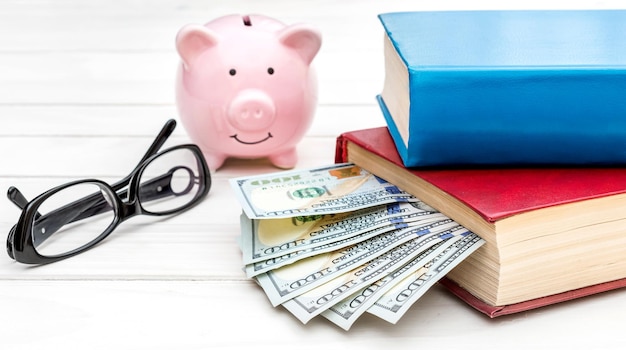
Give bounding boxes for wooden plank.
[0,50,384,105]
[0,135,338,177]
[0,280,624,348]
[0,105,384,137]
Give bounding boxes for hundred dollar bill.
[367,233,484,324]
[240,201,441,264]
[320,237,457,330]
[229,163,420,220]
[255,219,462,306]
[244,211,446,277]
[281,234,466,324]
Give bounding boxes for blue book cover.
[378,10,626,167]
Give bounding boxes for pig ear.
[278,24,322,65]
[176,24,220,68]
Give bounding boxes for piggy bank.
[175,14,322,170]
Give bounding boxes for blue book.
[378,10,626,167]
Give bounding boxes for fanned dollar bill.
[240,201,442,264]
[280,233,467,324]
[243,211,447,277]
[230,163,420,220]
[321,232,482,329]
[367,233,485,324]
[320,244,442,330]
[256,219,463,306]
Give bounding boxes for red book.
[335,126,626,317]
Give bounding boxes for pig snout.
[227,89,276,131]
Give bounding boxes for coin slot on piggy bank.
[175,14,322,170]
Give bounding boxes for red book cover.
[336,126,626,223]
[335,126,626,316]
[438,278,626,317]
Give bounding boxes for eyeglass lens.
[138,147,204,213]
[32,183,117,257]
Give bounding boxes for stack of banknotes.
[230,163,484,330]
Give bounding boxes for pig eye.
[229,69,237,76]
[267,67,274,75]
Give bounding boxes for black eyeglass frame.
[6,119,211,265]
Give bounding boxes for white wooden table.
[2,1,625,349]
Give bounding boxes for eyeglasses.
[6,119,211,264]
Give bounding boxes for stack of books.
[337,10,626,317]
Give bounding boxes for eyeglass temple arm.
[8,186,45,224]
[8,186,30,210]
[136,119,177,170]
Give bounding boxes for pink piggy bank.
[175,14,322,170]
